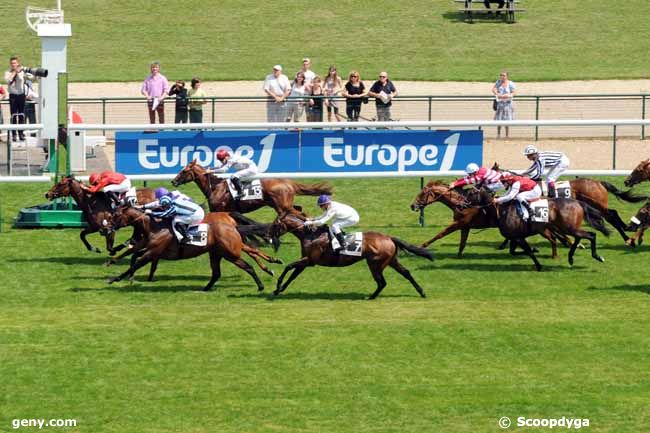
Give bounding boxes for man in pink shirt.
[141,61,169,124]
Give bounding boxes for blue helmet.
[155,187,169,199]
[317,194,331,206]
[159,195,172,206]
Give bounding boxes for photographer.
[4,56,33,141]
[168,80,189,124]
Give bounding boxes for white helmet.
[465,163,479,175]
[523,145,538,156]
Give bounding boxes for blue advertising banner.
[115,129,482,175]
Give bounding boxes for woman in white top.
[286,72,308,122]
[492,71,516,138]
[323,65,343,122]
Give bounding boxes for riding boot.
[175,223,191,243]
[231,176,244,200]
[335,232,347,251]
[521,201,532,221]
[107,191,121,209]
[548,182,556,198]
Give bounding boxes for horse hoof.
[532,248,539,253]
[272,290,280,296]
[104,260,113,267]
[94,247,102,254]
[597,256,605,263]
[276,259,284,265]
[578,243,585,250]
[258,285,264,292]
[107,277,118,284]
[419,292,427,298]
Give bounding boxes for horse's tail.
[228,211,264,226]
[234,221,281,251]
[578,201,611,237]
[293,181,333,196]
[601,181,648,203]
[391,237,434,261]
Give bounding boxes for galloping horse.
[269,209,432,299]
[497,199,610,271]
[45,175,155,254]
[493,162,646,243]
[171,160,332,213]
[410,181,500,257]
[625,159,650,187]
[104,210,279,279]
[106,207,279,291]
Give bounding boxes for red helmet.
[216,149,229,161]
[89,173,100,185]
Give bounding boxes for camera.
[23,67,48,78]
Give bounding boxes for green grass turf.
[0,177,649,432]
[2,1,650,82]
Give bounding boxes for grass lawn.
[2,1,650,82]
[0,177,649,432]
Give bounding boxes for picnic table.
[455,0,526,23]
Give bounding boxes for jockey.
[143,191,204,243]
[492,173,541,221]
[154,186,192,203]
[521,145,570,197]
[208,149,258,199]
[83,171,132,207]
[304,195,360,251]
[450,162,504,192]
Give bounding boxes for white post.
[37,22,71,141]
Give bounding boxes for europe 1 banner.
[115,129,483,175]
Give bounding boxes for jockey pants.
[172,208,205,239]
[102,178,132,195]
[330,214,359,235]
[516,185,542,204]
[546,155,570,183]
[233,167,258,181]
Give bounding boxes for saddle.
[227,179,263,201]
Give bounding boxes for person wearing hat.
[492,173,541,221]
[263,64,291,122]
[82,171,132,208]
[521,145,570,197]
[207,149,258,200]
[305,195,360,251]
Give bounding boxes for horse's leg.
[542,228,558,259]
[105,231,117,255]
[108,251,153,284]
[457,228,470,258]
[567,236,581,266]
[274,257,310,295]
[80,228,101,253]
[227,257,264,292]
[421,221,462,248]
[605,209,630,243]
[389,257,426,298]
[497,238,509,250]
[242,244,283,264]
[147,259,159,282]
[508,238,528,256]
[244,249,275,277]
[367,261,388,300]
[580,230,605,263]
[202,252,222,292]
[517,238,542,271]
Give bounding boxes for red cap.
[216,149,229,161]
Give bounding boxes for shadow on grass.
[8,256,109,265]
[418,262,584,272]
[76,274,241,282]
[228,291,415,301]
[587,284,650,295]
[70,279,258,293]
[440,10,510,24]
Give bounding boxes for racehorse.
[104,210,279,279]
[106,206,279,291]
[493,162,646,243]
[410,180,501,257]
[45,175,155,254]
[171,160,332,214]
[496,198,610,271]
[625,201,650,246]
[624,159,650,187]
[409,180,569,258]
[269,208,432,299]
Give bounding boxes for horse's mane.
[426,180,446,188]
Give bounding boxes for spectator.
[492,70,516,138]
[368,71,398,122]
[263,65,290,123]
[300,57,316,87]
[307,76,324,122]
[188,77,207,123]
[342,71,367,122]
[24,80,37,136]
[484,0,505,16]
[140,61,169,124]
[168,80,189,124]
[0,84,6,127]
[4,56,32,141]
[323,65,343,122]
[286,72,308,122]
